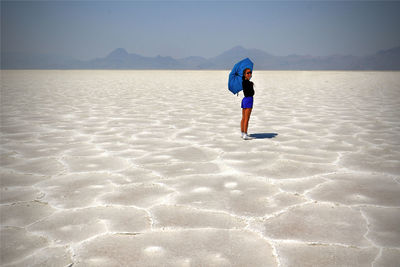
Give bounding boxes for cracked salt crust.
[1,70,400,266]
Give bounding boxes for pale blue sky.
[2,1,400,60]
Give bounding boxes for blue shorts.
[241,97,253,109]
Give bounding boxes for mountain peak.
[229,45,247,52]
[377,45,400,55]
[2,45,400,70]
[107,48,129,59]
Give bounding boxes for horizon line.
[2,44,400,61]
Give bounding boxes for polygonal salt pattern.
[1,70,399,266]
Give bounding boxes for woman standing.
[241,68,254,140]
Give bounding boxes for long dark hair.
[242,68,250,81]
[242,68,254,86]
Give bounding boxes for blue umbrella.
[228,58,254,95]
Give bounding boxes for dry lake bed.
[1,70,400,266]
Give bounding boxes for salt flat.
[1,70,400,266]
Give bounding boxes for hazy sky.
[2,1,400,60]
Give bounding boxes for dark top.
[242,79,254,97]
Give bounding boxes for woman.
[241,68,254,140]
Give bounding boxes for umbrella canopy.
[228,58,254,95]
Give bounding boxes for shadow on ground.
[249,133,278,139]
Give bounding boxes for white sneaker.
[242,133,253,140]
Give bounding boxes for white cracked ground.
[1,70,399,266]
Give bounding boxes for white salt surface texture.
[1,70,400,266]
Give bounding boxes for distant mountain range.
[1,45,400,70]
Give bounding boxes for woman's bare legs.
[241,108,245,133]
[241,108,252,134]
